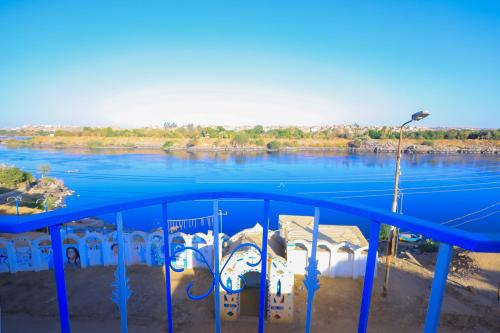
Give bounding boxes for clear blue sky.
[1,1,499,128]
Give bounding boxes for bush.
[422,140,434,147]
[266,140,281,150]
[231,132,249,147]
[379,224,391,241]
[419,239,439,253]
[0,166,33,187]
[162,140,174,150]
[348,138,364,148]
[87,140,103,149]
[255,138,265,146]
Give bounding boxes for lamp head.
[411,110,430,121]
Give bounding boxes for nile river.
[0,146,498,236]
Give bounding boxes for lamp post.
[382,110,430,297]
[7,195,22,216]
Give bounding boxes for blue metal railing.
[0,190,499,333]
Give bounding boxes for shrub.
[379,224,391,241]
[0,166,33,187]
[419,238,439,253]
[162,140,174,150]
[422,140,434,147]
[255,138,265,146]
[266,140,281,150]
[231,132,249,147]
[87,140,103,149]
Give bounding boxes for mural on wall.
[150,234,165,267]
[85,234,104,266]
[65,246,81,269]
[130,232,147,264]
[0,230,214,274]
[34,237,53,271]
[13,238,33,271]
[0,241,10,272]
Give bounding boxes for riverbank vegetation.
[1,125,498,153]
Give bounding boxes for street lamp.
[382,110,430,297]
[7,195,22,216]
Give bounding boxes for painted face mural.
[65,246,81,268]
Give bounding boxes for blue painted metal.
[213,200,221,333]
[49,224,71,333]
[2,191,498,252]
[423,243,453,333]
[357,220,381,333]
[304,207,321,333]
[161,203,174,333]
[1,191,499,333]
[169,242,262,298]
[258,199,270,333]
[116,212,128,333]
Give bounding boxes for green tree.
[38,164,52,178]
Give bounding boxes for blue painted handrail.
[1,190,499,333]
[0,190,498,252]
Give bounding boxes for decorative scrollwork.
[170,245,216,300]
[219,243,262,294]
[169,243,263,300]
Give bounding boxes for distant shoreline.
[1,136,498,155]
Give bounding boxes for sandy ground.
[1,251,499,333]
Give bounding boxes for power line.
[331,186,500,199]
[298,181,500,195]
[441,202,499,225]
[449,211,499,228]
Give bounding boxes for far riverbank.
[1,136,498,155]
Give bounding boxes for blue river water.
[0,146,498,237]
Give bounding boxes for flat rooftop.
[279,215,368,249]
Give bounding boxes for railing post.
[304,207,321,333]
[162,203,174,333]
[423,243,453,333]
[258,199,270,333]
[357,220,381,333]
[49,224,71,333]
[116,212,128,333]
[213,200,221,333]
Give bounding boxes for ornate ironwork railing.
[0,190,499,333]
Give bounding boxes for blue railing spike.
[304,207,321,333]
[357,220,381,333]
[213,200,221,333]
[49,224,71,333]
[116,212,128,333]
[162,203,174,333]
[258,199,270,333]
[424,243,453,333]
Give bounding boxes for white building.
[279,215,371,279]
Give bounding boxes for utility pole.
[218,210,228,234]
[382,111,429,297]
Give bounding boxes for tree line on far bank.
[2,125,499,142]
